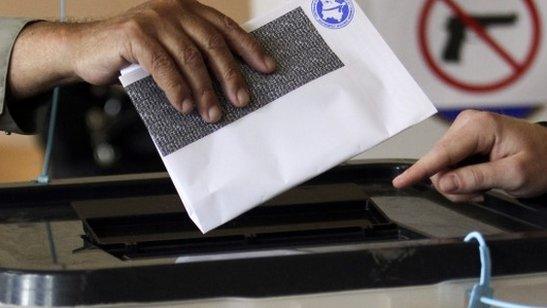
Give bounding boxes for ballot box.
[0,160,547,307]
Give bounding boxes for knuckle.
[140,6,161,18]
[166,79,184,93]
[222,15,239,31]
[163,83,184,104]
[457,110,500,134]
[222,66,241,83]
[205,32,226,50]
[509,157,529,188]
[122,19,144,37]
[476,111,499,128]
[467,168,485,187]
[151,10,168,23]
[170,85,188,103]
[478,113,501,135]
[201,87,215,98]
[458,110,492,126]
[162,78,187,104]
[456,110,479,123]
[151,1,185,18]
[178,46,202,67]
[150,54,173,74]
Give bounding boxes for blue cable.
[37,87,60,184]
[465,231,544,308]
[480,297,542,308]
[465,232,492,287]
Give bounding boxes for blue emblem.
[312,0,355,29]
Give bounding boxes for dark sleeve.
[0,18,38,134]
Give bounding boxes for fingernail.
[181,99,194,114]
[237,88,250,107]
[264,55,276,71]
[440,174,459,193]
[207,106,222,123]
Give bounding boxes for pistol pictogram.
[443,14,518,62]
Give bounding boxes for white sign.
[360,0,547,108]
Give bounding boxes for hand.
[393,110,547,202]
[9,0,276,123]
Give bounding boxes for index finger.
[194,4,276,73]
[393,125,483,189]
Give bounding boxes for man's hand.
[393,110,547,202]
[8,0,276,123]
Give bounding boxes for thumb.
[437,159,511,194]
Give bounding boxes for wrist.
[9,21,80,99]
[38,21,82,85]
[51,22,81,84]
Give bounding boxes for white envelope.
[120,0,437,233]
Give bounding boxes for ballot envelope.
[119,0,437,233]
[0,160,546,306]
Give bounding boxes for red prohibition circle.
[418,0,542,93]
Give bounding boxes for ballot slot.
[75,183,425,260]
[0,161,544,272]
[69,162,546,261]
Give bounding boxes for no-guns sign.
[361,0,547,109]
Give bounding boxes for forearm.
[5,0,276,128]
[8,21,80,100]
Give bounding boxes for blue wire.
[480,297,542,308]
[465,232,545,308]
[37,87,60,184]
[465,231,491,287]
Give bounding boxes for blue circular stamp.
[312,0,355,29]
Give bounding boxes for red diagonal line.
[442,0,522,72]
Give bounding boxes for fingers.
[393,132,479,189]
[181,15,252,111]
[117,1,277,123]
[154,21,221,123]
[125,26,192,114]
[393,111,497,189]
[193,4,276,74]
[435,160,510,195]
[431,171,485,203]
[392,110,547,200]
